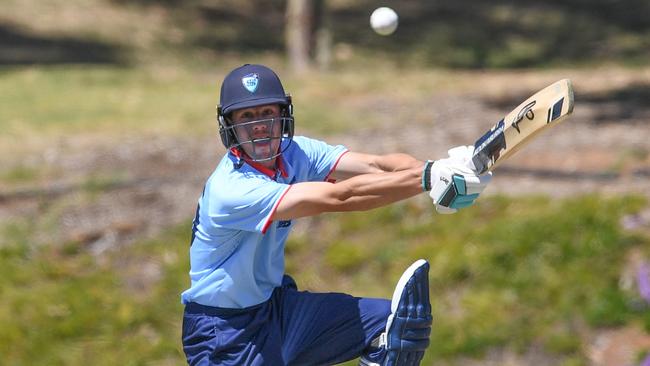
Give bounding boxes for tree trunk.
[314,0,331,71]
[285,0,313,73]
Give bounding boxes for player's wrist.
[422,160,434,192]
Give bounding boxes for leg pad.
[383,259,432,366]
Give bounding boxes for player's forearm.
[331,165,423,211]
[272,163,426,221]
[373,153,423,172]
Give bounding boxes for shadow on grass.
[485,83,650,124]
[346,1,650,68]
[3,1,644,67]
[0,24,126,65]
[193,2,286,54]
[105,0,649,68]
[579,83,650,124]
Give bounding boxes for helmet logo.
[241,73,259,93]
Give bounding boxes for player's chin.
[252,144,279,160]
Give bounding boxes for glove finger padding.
[443,145,476,170]
[446,145,474,162]
[429,160,492,213]
[462,173,492,195]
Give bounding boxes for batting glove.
[424,145,492,214]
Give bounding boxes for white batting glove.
[445,145,477,170]
[423,145,492,214]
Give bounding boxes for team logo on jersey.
[277,220,292,228]
[242,73,259,93]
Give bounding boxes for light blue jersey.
[181,136,348,308]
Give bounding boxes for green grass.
[1,192,649,365]
[0,224,190,366]
[287,194,650,364]
[0,165,40,184]
[0,64,459,155]
[0,66,216,146]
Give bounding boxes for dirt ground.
[2,70,650,365]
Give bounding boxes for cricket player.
[181,64,492,365]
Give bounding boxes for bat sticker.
[511,100,536,133]
[472,120,507,174]
[547,97,565,123]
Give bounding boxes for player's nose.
[250,121,270,137]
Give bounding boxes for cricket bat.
[471,79,575,174]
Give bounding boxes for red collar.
[229,148,288,179]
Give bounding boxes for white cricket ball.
[370,7,398,36]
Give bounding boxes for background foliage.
[1,0,649,365]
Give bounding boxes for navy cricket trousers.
[182,276,390,365]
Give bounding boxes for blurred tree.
[285,0,329,73]
[22,0,647,68]
[286,0,312,73]
[314,0,332,71]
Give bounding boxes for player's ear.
[287,94,293,117]
[217,105,237,148]
[282,95,295,137]
[284,94,293,118]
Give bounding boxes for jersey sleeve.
[203,175,290,234]
[294,136,348,182]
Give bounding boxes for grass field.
[0,60,649,364]
[2,194,649,365]
[0,63,447,159]
[4,62,644,160]
[1,62,650,364]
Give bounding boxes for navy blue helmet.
[217,64,294,160]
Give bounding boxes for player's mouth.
[252,137,272,147]
[251,137,275,157]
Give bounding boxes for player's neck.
[258,158,277,170]
[230,148,287,178]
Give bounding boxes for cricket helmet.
[217,64,294,160]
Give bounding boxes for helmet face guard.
[218,115,294,162]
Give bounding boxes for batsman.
[181,64,492,365]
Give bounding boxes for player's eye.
[239,112,254,121]
[261,108,277,117]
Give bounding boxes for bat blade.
[471,79,575,174]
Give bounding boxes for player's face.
[231,104,283,163]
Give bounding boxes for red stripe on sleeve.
[324,150,349,183]
[261,185,293,234]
